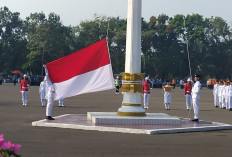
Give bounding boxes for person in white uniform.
[218,81,223,108]
[142,77,151,109]
[184,78,192,110]
[225,81,230,110]
[213,80,219,108]
[221,81,227,109]
[191,74,202,122]
[58,99,65,107]
[20,74,30,106]
[39,80,46,107]
[44,74,55,120]
[179,79,184,89]
[163,81,173,110]
[228,81,232,111]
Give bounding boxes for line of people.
[213,80,232,110]
[142,75,202,121]
[20,74,65,120]
[39,80,65,107]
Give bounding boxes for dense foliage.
[0,6,231,81]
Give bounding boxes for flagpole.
[105,38,115,88]
[117,0,146,116]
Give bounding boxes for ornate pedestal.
[117,73,146,116]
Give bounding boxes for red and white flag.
[45,38,115,100]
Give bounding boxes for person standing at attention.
[20,74,30,106]
[191,74,202,122]
[179,79,184,89]
[184,78,192,110]
[142,77,150,109]
[39,79,46,107]
[44,75,55,120]
[228,81,232,111]
[58,99,65,107]
[163,81,173,110]
[114,76,121,94]
[213,80,219,108]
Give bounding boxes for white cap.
[187,78,191,82]
[23,74,27,77]
[145,77,149,80]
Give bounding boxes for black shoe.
[215,106,218,108]
[191,119,199,122]
[46,116,55,120]
[229,108,232,111]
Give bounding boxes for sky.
[1,0,232,26]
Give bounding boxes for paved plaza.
[1,84,232,157]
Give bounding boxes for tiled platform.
[87,112,181,125]
[32,114,232,134]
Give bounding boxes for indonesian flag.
[45,38,115,100]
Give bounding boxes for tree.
[0,6,27,73]
[141,14,183,80]
[25,12,73,75]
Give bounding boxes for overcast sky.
[1,0,232,26]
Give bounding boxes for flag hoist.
[117,0,146,116]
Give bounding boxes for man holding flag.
[44,73,55,120]
[44,38,115,120]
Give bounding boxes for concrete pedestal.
[88,112,181,125]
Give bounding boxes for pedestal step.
[87,112,181,125]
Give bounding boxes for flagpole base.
[117,111,146,116]
[117,106,146,116]
[118,72,145,116]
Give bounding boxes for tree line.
[0,6,232,81]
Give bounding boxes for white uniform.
[179,80,184,89]
[213,84,219,107]
[44,76,55,117]
[218,85,223,108]
[222,85,227,109]
[225,85,230,110]
[228,85,232,110]
[39,81,46,106]
[192,81,201,119]
[164,85,172,109]
[58,99,64,107]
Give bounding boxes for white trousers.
[165,103,170,109]
[229,96,232,109]
[21,91,28,104]
[59,99,64,105]
[226,96,229,109]
[192,98,199,119]
[143,93,150,107]
[164,93,172,104]
[185,94,191,109]
[46,92,54,116]
[214,94,219,107]
[219,96,222,108]
[222,96,226,108]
